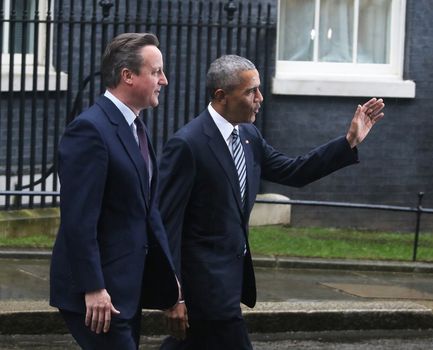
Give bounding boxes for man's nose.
[160,71,168,86]
[256,88,264,102]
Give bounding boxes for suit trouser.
[160,316,253,350]
[60,308,142,350]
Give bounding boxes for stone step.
[1,300,432,335]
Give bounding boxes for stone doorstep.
[1,301,432,335]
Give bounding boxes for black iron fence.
[0,0,276,209]
[0,189,432,261]
[256,192,433,262]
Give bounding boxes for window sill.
[272,75,416,98]
[1,67,68,92]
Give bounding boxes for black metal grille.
[0,0,276,209]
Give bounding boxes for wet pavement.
[3,257,433,304]
[2,330,433,349]
[0,259,48,300]
[2,254,433,348]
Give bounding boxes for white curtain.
[358,0,391,63]
[319,0,353,62]
[278,0,391,64]
[278,0,316,61]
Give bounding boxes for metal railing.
[0,189,432,261]
[256,192,433,262]
[0,0,275,209]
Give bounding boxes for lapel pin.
[246,140,249,144]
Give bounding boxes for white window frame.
[273,0,415,98]
[1,0,68,92]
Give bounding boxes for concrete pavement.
[1,250,433,336]
[3,330,433,349]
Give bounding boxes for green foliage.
[249,225,433,262]
[0,235,54,248]
[2,226,433,262]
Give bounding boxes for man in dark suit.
[50,33,180,349]
[158,55,384,349]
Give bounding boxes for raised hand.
[346,98,385,148]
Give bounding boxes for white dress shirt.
[104,90,153,182]
[208,103,238,157]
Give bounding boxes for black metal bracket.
[99,0,114,18]
[224,0,237,21]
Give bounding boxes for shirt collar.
[104,90,137,126]
[208,103,238,145]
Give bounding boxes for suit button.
[236,254,241,259]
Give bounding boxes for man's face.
[223,69,263,125]
[131,45,168,110]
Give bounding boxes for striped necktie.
[231,128,246,204]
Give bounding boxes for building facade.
[1,0,432,230]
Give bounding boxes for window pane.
[278,0,315,61]
[1,0,35,54]
[14,0,36,54]
[358,0,392,63]
[319,0,354,62]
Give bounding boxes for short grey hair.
[206,55,256,99]
[101,32,159,88]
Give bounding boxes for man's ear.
[213,89,226,104]
[120,68,133,86]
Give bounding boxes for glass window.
[318,0,354,63]
[358,0,392,64]
[2,0,36,54]
[1,0,67,92]
[278,0,392,64]
[278,0,316,61]
[274,0,415,98]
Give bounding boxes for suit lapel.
[147,126,158,202]
[117,123,150,208]
[96,96,150,208]
[203,112,244,214]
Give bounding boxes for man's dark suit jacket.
[158,109,358,321]
[50,96,178,320]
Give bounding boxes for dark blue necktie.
[134,117,150,171]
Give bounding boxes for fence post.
[99,0,114,94]
[99,0,114,50]
[224,0,237,21]
[99,0,113,18]
[224,0,237,53]
[412,192,424,261]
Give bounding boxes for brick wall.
[1,0,431,229]
[261,0,433,231]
